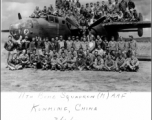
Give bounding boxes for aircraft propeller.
[18,13,22,20]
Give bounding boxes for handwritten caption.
[17,92,130,120]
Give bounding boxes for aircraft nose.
[10,23,21,40]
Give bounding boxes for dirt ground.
[1,33,151,92]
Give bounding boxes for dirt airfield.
[1,33,151,91]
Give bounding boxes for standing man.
[59,35,66,49]
[108,36,118,53]
[117,36,126,57]
[66,36,73,51]
[4,35,18,68]
[29,37,36,57]
[129,35,137,56]
[44,37,51,54]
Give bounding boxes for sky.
[1,0,151,37]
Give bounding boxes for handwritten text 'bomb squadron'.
[19,92,128,101]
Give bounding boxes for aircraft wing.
[102,21,151,31]
[89,16,151,31]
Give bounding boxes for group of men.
[5,34,139,72]
[30,0,139,25]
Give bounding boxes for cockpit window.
[20,20,33,28]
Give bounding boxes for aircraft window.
[49,16,54,22]
[55,17,59,23]
[62,20,65,24]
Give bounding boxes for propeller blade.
[18,13,22,20]
[89,16,106,29]
[1,30,9,32]
[66,17,79,28]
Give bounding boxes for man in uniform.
[115,53,127,72]
[66,36,73,51]
[18,50,30,68]
[29,37,36,57]
[129,35,137,56]
[117,36,126,57]
[107,0,115,13]
[30,49,39,69]
[93,55,105,71]
[7,53,22,70]
[76,47,85,70]
[74,36,81,51]
[58,52,68,71]
[4,35,19,68]
[119,0,128,14]
[108,36,118,53]
[58,47,68,58]
[41,6,48,17]
[67,53,77,70]
[126,52,139,72]
[104,53,116,71]
[84,50,94,70]
[59,35,66,49]
[44,37,51,54]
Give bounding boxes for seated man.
[104,54,116,71]
[76,47,86,70]
[58,52,68,71]
[41,53,50,70]
[93,55,105,71]
[51,55,59,70]
[30,6,41,18]
[30,49,39,69]
[47,4,54,15]
[115,53,127,72]
[126,53,139,72]
[110,50,118,61]
[41,6,48,17]
[67,54,77,70]
[94,45,105,58]
[58,47,68,58]
[7,53,22,70]
[84,50,94,70]
[19,50,30,68]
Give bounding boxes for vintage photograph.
[1,0,151,91]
